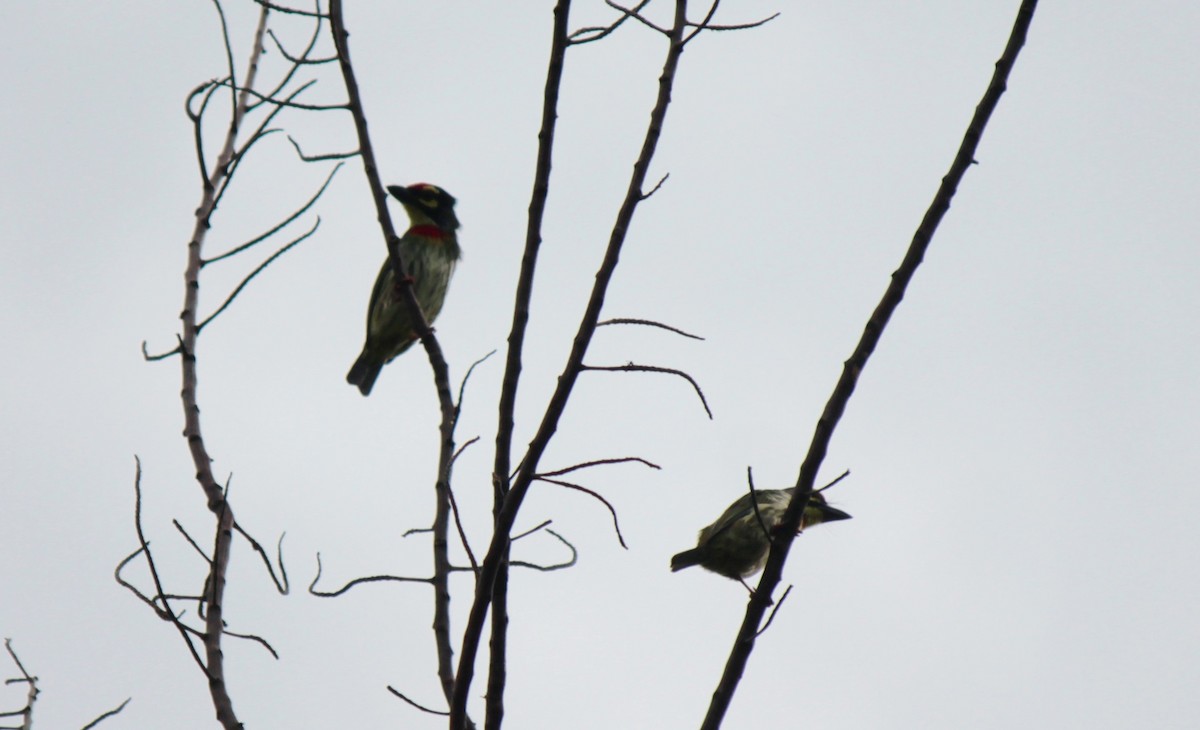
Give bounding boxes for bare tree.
[102,0,1043,727]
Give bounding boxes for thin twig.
[582,362,713,418]
[79,697,131,729]
[307,553,432,597]
[536,477,628,549]
[386,687,449,716]
[597,317,704,340]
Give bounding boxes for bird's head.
[800,491,852,530]
[387,183,460,232]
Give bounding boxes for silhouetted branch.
[308,553,432,597]
[510,528,578,572]
[538,456,661,479]
[451,4,691,726]
[701,2,1041,726]
[598,317,705,340]
[287,134,360,162]
[234,523,290,594]
[582,362,713,419]
[197,217,319,332]
[79,697,131,729]
[535,477,628,549]
[482,3,576,726]
[1,639,37,729]
[251,0,328,18]
[569,0,652,44]
[755,585,793,637]
[386,687,449,716]
[205,163,340,264]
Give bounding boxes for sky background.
[3,1,1199,728]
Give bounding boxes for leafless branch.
[701,2,1041,726]
[536,477,628,549]
[510,529,578,572]
[308,553,432,598]
[1,639,37,730]
[569,0,652,44]
[582,362,713,419]
[79,697,131,729]
[451,4,691,726]
[597,317,705,340]
[538,456,662,479]
[386,686,449,716]
[754,584,793,637]
[197,217,320,332]
[287,134,360,162]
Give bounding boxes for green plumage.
[670,489,851,580]
[347,184,462,396]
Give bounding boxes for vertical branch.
[699,2,1040,727]
[326,0,463,711]
[178,4,270,728]
[450,2,691,727]
[486,2,573,728]
[175,7,270,730]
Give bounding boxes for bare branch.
[1,639,37,729]
[510,528,578,572]
[702,3,1042,726]
[582,362,713,419]
[452,4,691,725]
[604,0,670,35]
[536,477,628,549]
[267,30,336,65]
[640,172,669,199]
[287,134,360,162]
[537,456,661,479]
[755,584,793,637]
[233,523,290,594]
[251,0,328,18]
[80,698,131,730]
[308,553,432,598]
[197,217,320,332]
[205,162,340,265]
[597,317,705,340]
[569,0,652,44]
[386,687,449,716]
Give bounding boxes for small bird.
[346,183,462,396]
[671,488,851,587]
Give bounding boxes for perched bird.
[346,183,462,396]
[671,488,851,586]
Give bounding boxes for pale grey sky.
[3,2,1199,728]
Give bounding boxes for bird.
[346,183,462,396]
[671,488,851,587]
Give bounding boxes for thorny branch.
[700,2,1042,727]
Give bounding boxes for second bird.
[346,183,462,396]
[671,488,851,585]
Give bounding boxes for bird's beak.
[387,185,414,205]
[818,505,852,523]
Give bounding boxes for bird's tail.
[346,351,382,396]
[670,549,702,572]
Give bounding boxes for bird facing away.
[671,489,851,583]
[346,183,462,396]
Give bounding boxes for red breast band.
[408,225,444,239]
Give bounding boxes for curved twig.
[597,317,705,340]
[307,553,432,598]
[535,477,628,549]
[582,362,713,419]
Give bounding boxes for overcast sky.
[3,1,1199,728]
